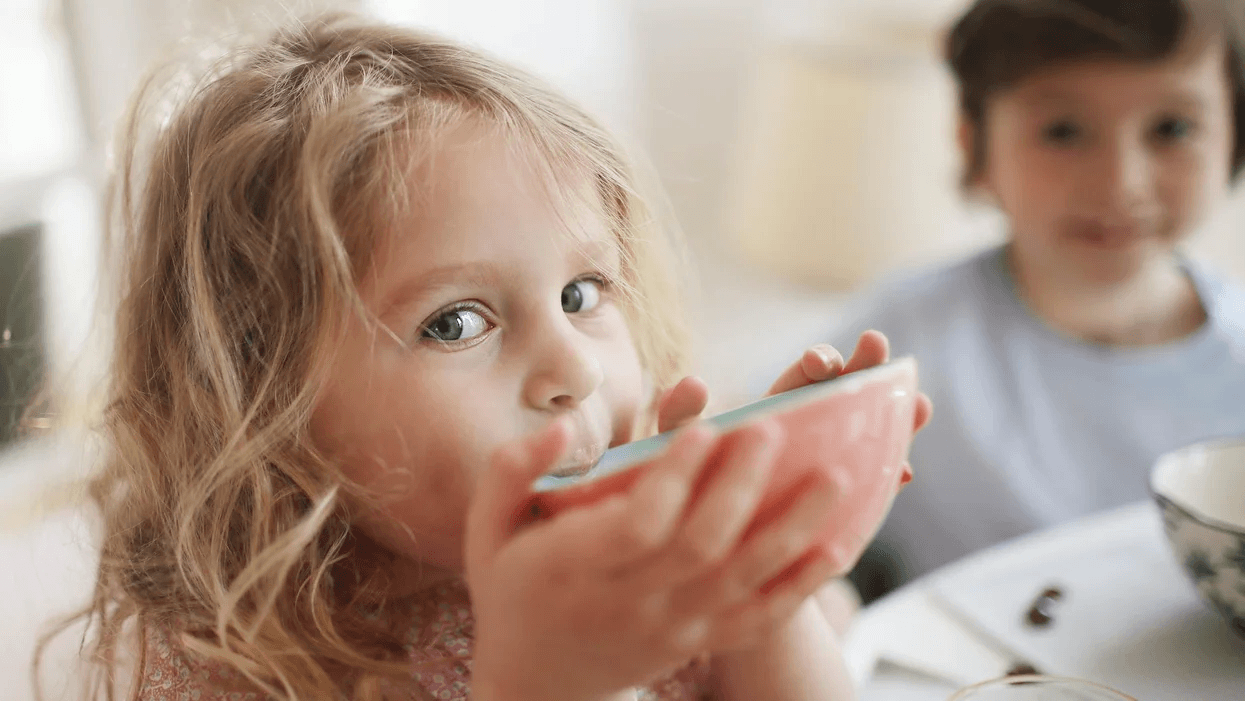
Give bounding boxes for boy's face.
[970,36,1234,286]
[312,122,646,575]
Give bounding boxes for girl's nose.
[523,320,605,410]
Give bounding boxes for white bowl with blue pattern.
[1150,439,1245,639]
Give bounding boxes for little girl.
[58,13,927,701]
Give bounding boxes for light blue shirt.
[792,245,1245,582]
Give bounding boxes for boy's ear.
[955,113,974,165]
[956,112,993,199]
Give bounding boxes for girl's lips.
[546,406,612,479]
[549,445,604,479]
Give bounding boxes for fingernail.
[813,346,832,365]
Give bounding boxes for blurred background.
[5,0,1245,432]
[1,0,1244,693]
[5,0,1245,434]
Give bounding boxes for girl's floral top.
[139,580,712,700]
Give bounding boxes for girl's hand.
[655,331,932,438]
[767,331,932,432]
[654,375,710,433]
[465,418,841,701]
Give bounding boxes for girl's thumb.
[466,418,572,562]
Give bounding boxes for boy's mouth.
[1069,220,1146,248]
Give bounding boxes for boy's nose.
[1088,138,1155,220]
[523,319,605,410]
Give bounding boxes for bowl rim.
[1149,437,1245,537]
[533,355,918,493]
[947,674,1137,700]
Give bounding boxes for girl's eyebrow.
[378,262,503,318]
[571,237,621,270]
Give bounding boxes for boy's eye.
[562,279,602,314]
[1153,117,1193,141]
[422,308,489,342]
[1042,120,1082,145]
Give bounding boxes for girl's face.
[973,36,1234,286]
[313,123,645,574]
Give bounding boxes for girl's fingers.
[702,474,841,604]
[656,376,711,434]
[593,425,719,568]
[801,344,844,383]
[708,553,840,652]
[841,330,890,375]
[914,392,933,432]
[900,461,913,488]
[527,492,635,569]
[650,421,783,583]
[466,418,571,565]
[816,577,863,637]
[765,345,844,396]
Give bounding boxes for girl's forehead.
[363,121,623,277]
[398,118,609,225]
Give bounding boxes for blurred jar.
[726,18,998,290]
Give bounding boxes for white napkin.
[926,502,1245,701]
[845,587,1017,691]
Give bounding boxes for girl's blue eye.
[562,279,602,313]
[1043,119,1082,145]
[422,308,488,342]
[1153,117,1193,141]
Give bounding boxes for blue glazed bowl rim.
[1149,437,1245,538]
[1151,492,1245,539]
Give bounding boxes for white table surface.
[844,501,1245,700]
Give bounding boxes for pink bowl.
[530,358,920,576]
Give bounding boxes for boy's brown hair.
[946,0,1245,185]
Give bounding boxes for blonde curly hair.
[40,12,690,700]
